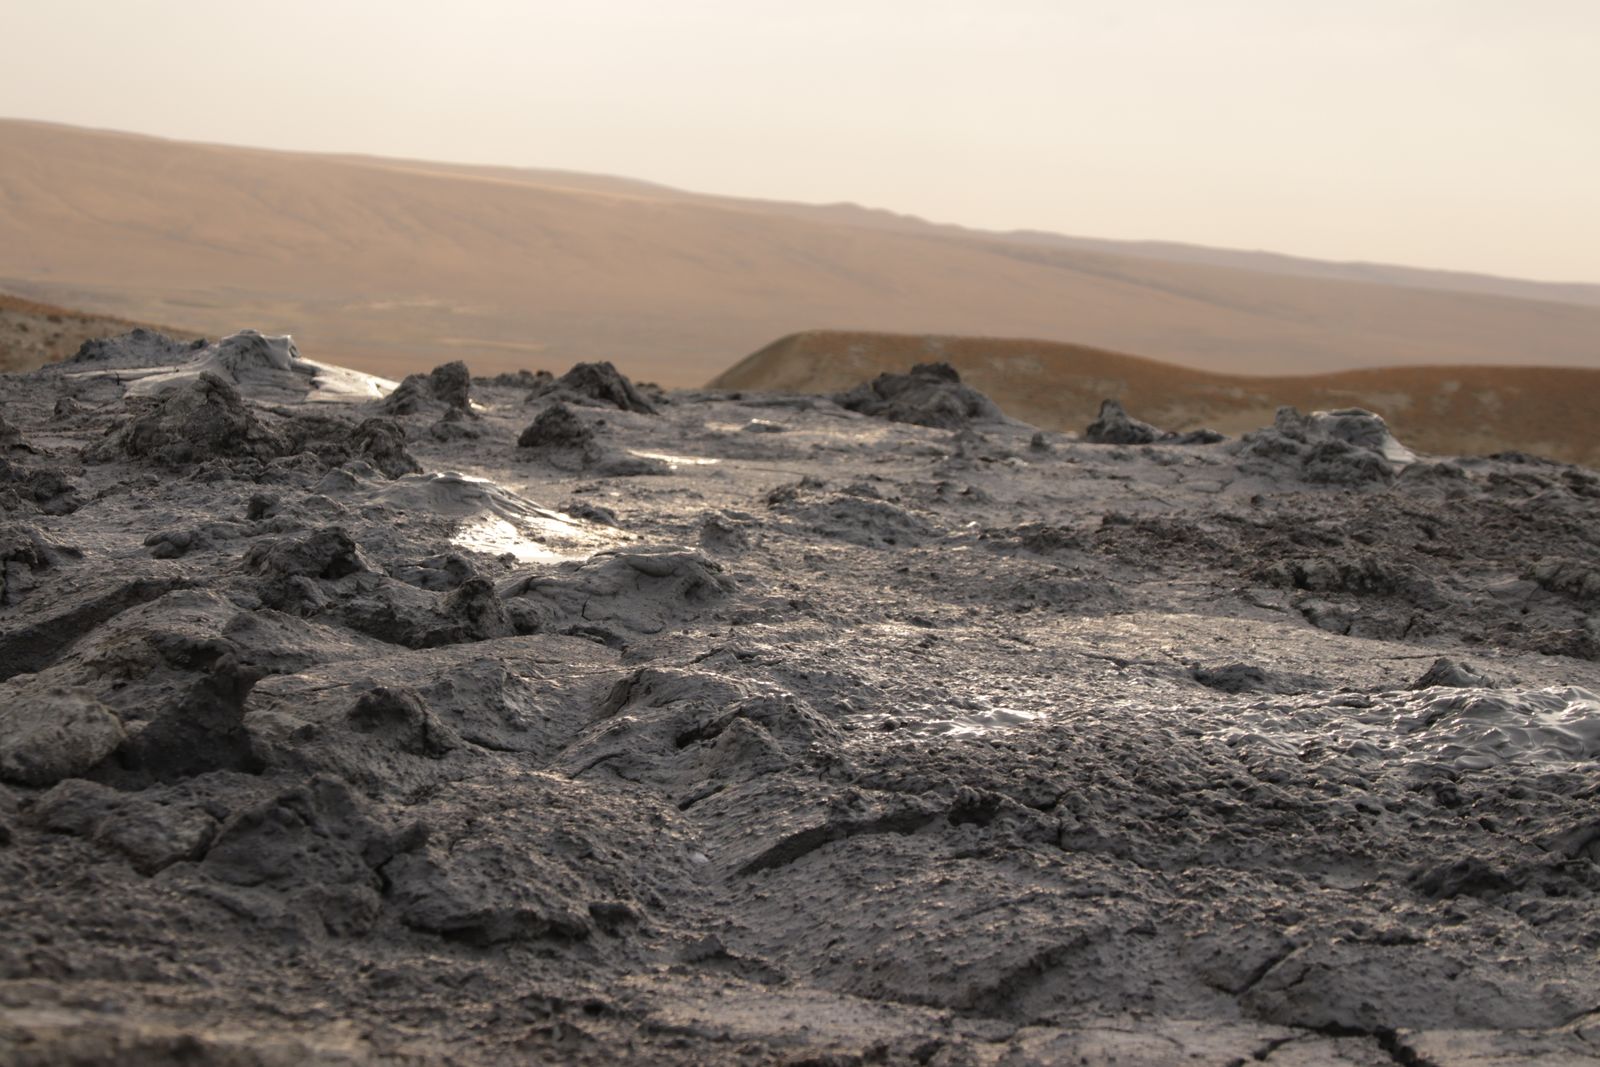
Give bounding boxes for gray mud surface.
[2,334,1600,1065]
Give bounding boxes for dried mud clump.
[0,410,26,451]
[535,360,657,414]
[1084,398,1224,445]
[380,360,473,415]
[68,328,204,368]
[245,525,376,612]
[478,368,554,390]
[198,329,303,383]
[142,521,251,560]
[27,777,221,876]
[767,479,940,547]
[349,416,422,478]
[517,402,595,450]
[0,458,81,516]
[1526,556,1600,604]
[506,546,734,637]
[514,401,669,475]
[1410,656,1496,689]
[0,525,81,606]
[1235,405,1413,484]
[834,361,1005,429]
[0,686,125,786]
[84,372,290,467]
[1190,662,1325,695]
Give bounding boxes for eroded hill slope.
[4,119,1600,385]
[713,330,1600,465]
[0,292,199,374]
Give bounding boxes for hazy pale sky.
[4,0,1597,282]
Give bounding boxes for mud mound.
[380,360,474,415]
[58,329,394,404]
[0,588,272,783]
[1084,398,1224,445]
[67,327,204,369]
[243,525,520,648]
[0,525,81,606]
[535,361,656,414]
[1235,405,1415,484]
[0,458,80,516]
[517,402,595,449]
[478,369,554,390]
[0,687,125,787]
[348,416,421,479]
[245,526,375,584]
[1277,406,1417,463]
[767,480,940,547]
[84,372,291,467]
[834,361,1007,429]
[208,329,296,372]
[1410,657,1497,689]
[513,403,671,476]
[556,667,843,798]
[369,472,575,531]
[505,546,733,638]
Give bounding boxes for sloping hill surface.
[3,118,1599,386]
[0,292,199,374]
[1010,233,1600,309]
[714,330,1600,466]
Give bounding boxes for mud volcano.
[2,334,1599,1064]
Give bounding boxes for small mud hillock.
[1084,398,1224,445]
[834,361,1007,429]
[1235,405,1415,484]
[534,360,657,414]
[380,360,474,416]
[85,372,292,467]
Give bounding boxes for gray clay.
[1,332,1598,1064]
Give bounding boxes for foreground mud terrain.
[2,335,1599,1065]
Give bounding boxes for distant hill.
[713,330,1600,467]
[2,118,1598,387]
[1003,233,1600,310]
[0,292,199,374]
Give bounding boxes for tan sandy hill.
[713,330,1600,467]
[0,291,199,374]
[1002,233,1600,309]
[3,118,1599,388]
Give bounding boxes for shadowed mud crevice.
[737,809,937,875]
[1290,1025,1440,1067]
[0,577,191,680]
[956,934,1094,1021]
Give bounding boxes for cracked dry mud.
[2,334,1599,1065]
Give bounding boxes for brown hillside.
[0,292,200,374]
[712,330,1600,467]
[3,119,1599,387]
